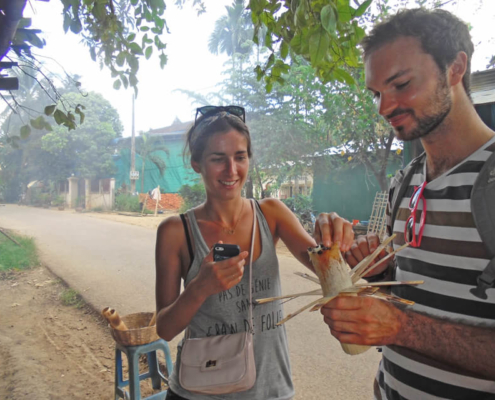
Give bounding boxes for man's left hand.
[320,295,408,346]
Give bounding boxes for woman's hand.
[192,245,249,300]
[314,212,354,252]
[344,233,391,277]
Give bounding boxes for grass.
[0,232,38,272]
[60,288,85,308]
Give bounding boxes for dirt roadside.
[0,265,167,400]
[0,209,293,399]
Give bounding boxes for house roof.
[147,121,192,138]
[471,69,495,105]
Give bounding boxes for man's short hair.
[361,8,474,96]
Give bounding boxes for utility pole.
[130,93,136,193]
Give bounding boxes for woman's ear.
[191,160,201,173]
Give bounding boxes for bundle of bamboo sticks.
[256,234,422,355]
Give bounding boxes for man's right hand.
[344,233,391,276]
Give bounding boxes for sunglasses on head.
[195,105,246,124]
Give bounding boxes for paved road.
[1,205,380,399]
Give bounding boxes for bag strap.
[180,214,194,263]
[390,152,425,230]
[247,199,257,334]
[469,150,495,299]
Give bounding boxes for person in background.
[317,8,495,399]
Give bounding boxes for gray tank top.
[168,201,295,400]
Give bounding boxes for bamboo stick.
[276,297,325,326]
[255,288,323,305]
[355,280,424,287]
[293,271,320,285]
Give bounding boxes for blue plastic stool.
[114,339,173,400]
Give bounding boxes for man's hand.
[321,296,407,346]
[314,212,354,252]
[345,233,390,276]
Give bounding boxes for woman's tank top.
[168,201,295,400]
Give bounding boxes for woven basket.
[110,312,159,346]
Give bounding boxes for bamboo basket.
[110,312,159,346]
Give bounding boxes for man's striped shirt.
[375,136,495,400]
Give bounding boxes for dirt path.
[0,267,166,400]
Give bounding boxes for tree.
[249,0,372,91]
[0,86,123,201]
[0,0,204,142]
[209,0,254,104]
[135,134,169,193]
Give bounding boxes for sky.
[23,0,495,138]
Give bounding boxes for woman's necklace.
[209,200,245,235]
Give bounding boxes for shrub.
[114,193,141,212]
[0,233,38,272]
[179,183,206,212]
[60,288,85,308]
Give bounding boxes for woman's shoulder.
[257,198,288,215]
[157,214,186,246]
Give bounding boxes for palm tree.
[136,133,169,193]
[208,0,253,103]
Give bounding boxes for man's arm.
[397,309,495,380]
[321,296,495,380]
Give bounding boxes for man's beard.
[394,76,452,141]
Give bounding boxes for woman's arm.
[155,217,248,341]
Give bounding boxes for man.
[317,8,495,400]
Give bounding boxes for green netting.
[312,157,402,222]
[114,140,198,193]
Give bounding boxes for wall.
[312,157,402,222]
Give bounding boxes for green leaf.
[290,32,304,53]
[20,125,31,139]
[121,75,129,89]
[140,26,150,32]
[129,42,143,55]
[145,46,153,60]
[159,53,167,69]
[113,79,122,90]
[355,0,372,17]
[127,33,136,42]
[127,54,139,72]
[63,14,71,33]
[53,109,65,125]
[309,28,330,66]
[70,18,82,34]
[44,104,56,116]
[116,51,126,67]
[337,3,354,23]
[90,46,96,62]
[30,115,46,130]
[280,40,289,60]
[321,5,337,35]
[129,73,138,87]
[333,68,355,85]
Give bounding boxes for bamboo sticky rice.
[255,234,423,355]
[308,243,370,355]
[101,307,128,331]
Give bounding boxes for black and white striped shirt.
[375,136,495,400]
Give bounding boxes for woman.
[155,105,353,400]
